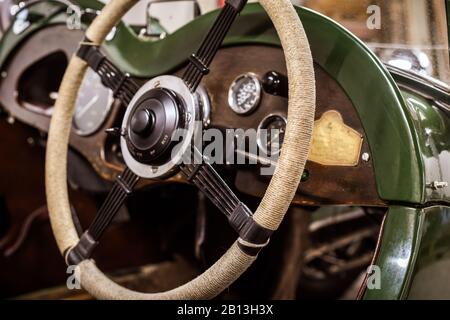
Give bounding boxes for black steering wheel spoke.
[66,167,139,265]
[182,0,247,92]
[179,147,272,256]
[67,0,265,263]
[76,38,140,106]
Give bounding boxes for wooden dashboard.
[206,45,383,206]
[0,26,384,207]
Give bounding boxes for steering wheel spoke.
[179,147,272,256]
[46,0,315,299]
[66,167,139,265]
[182,0,247,92]
[76,39,140,106]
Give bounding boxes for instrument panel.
[204,45,382,206]
[0,25,383,206]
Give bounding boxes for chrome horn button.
[121,75,204,179]
[125,87,182,165]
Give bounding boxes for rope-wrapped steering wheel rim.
[45,0,316,299]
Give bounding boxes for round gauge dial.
[257,114,287,156]
[73,68,113,136]
[228,73,261,114]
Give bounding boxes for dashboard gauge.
[228,72,261,114]
[257,114,287,156]
[73,68,113,136]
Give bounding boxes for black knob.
[262,71,288,98]
[131,109,154,136]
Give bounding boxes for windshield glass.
[301,0,450,84]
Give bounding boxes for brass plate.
[308,110,363,166]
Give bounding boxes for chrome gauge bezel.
[227,72,262,115]
[256,113,288,156]
[72,69,114,137]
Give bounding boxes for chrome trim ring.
[227,72,262,115]
[121,75,200,179]
[256,113,287,156]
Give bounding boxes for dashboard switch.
[262,71,288,98]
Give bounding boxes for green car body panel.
[0,1,449,300]
[363,206,423,300]
[401,92,450,203]
[364,205,450,300]
[407,206,450,299]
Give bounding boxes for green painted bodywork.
[364,206,450,299]
[401,92,450,203]
[1,1,449,300]
[0,3,67,66]
[363,206,423,299]
[408,206,450,299]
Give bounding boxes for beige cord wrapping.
[79,243,255,300]
[45,0,315,299]
[253,1,316,231]
[46,56,88,254]
[86,0,139,45]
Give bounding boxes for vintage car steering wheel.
[45,0,315,299]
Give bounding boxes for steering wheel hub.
[125,87,183,165]
[121,75,203,179]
